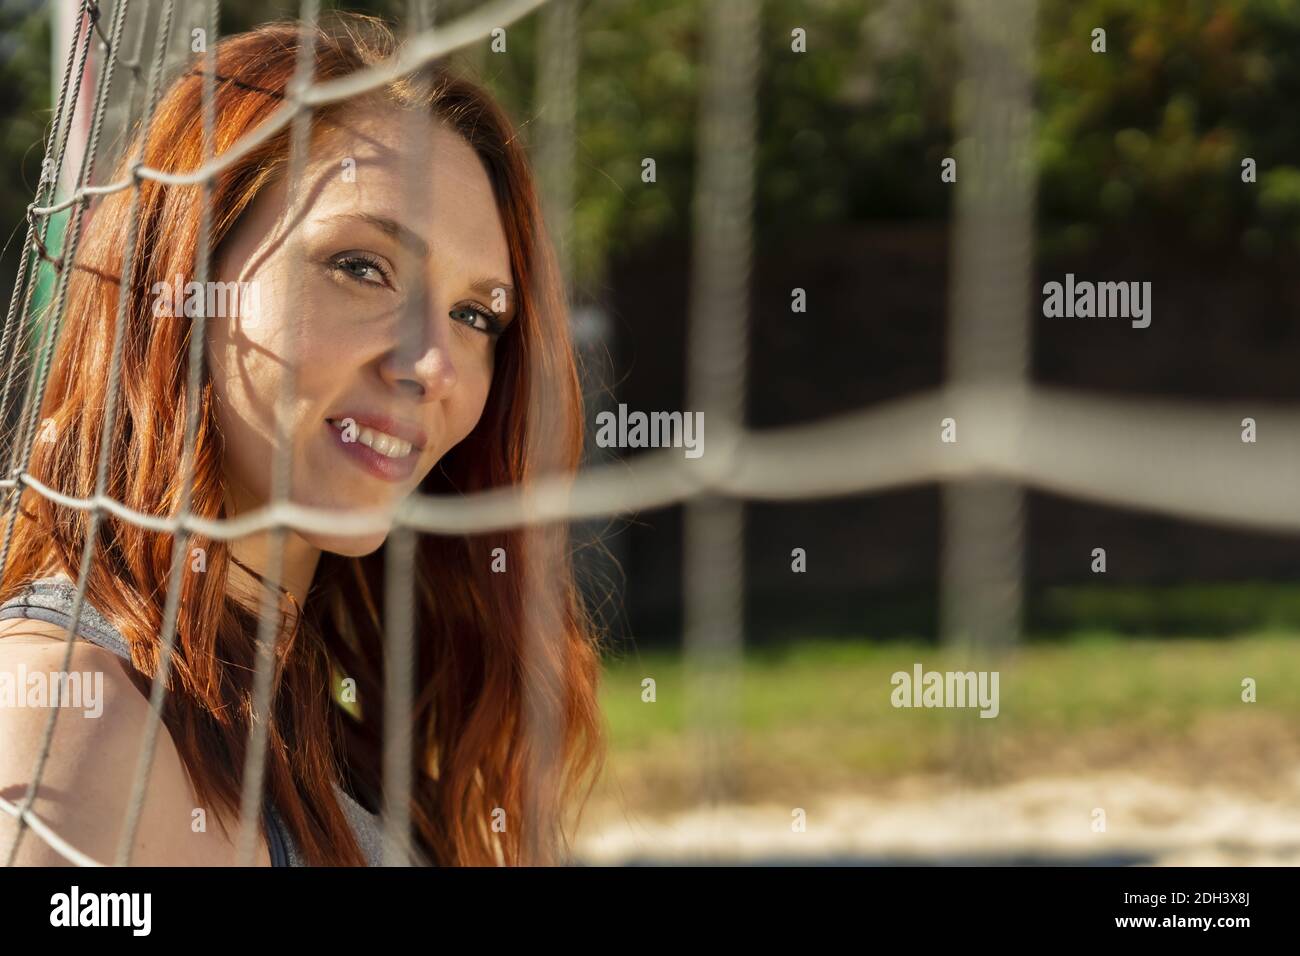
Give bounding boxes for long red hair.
[1,14,606,866]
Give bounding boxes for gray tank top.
[0,576,407,866]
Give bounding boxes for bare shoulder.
[0,615,85,645]
[0,627,270,866]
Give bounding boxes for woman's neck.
[221,483,321,614]
[226,530,321,613]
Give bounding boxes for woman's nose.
[379,293,459,399]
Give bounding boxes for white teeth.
[358,428,412,459]
[330,419,413,459]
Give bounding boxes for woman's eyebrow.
[469,277,517,317]
[324,211,429,258]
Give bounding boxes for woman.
[0,14,606,866]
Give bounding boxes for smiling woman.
[209,98,520,556]
[0,13,605,867]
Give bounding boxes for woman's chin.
[305,530,389,558]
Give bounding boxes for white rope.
[0,797,108,867]
[27,0,549,217]
[4,384,1299,537]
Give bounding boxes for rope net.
[0,0,1290,866]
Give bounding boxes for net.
[1,0,1293,868]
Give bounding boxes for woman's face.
[206,105,517,555]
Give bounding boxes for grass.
[593,631,1300,811]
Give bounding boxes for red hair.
[1,14,606,866]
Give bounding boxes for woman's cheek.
[454,373,495,444]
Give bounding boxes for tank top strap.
[0,576,131,660]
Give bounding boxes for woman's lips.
[324,419,419,483]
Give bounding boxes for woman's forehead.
[302,109,512,271]
[314,106,485,191]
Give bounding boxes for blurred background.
[3,0,1299,864]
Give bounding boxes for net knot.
[25,203,64,272]
[2,468,25,508]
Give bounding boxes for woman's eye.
[330,253,390,287]
[451,305,500,335]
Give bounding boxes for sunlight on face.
[206,104,517,555]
